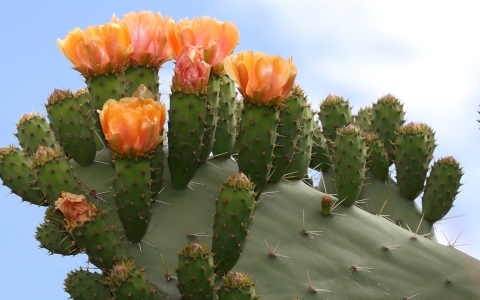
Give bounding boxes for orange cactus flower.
[57,22,133,78]
[55,192,98,231]
[111,11,173,68]
[166,16,239,74]
[224,51,298,107]
[98,97,166,157]
[172,44,212,95]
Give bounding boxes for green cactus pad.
[0,146,46,205]
[86,73,125,111]
[370,94,405,165]
[108,260,165,299]
[64,269,112,300]
[218,271,259,300]
[46,89,96,166]
[71,211,131,272]
[36,207,80,256]
[124,66,160,100]
[285,103,314,180]
[15,113,60,155]
[167,91,207,189]
[150,144,165,199]
[332,125,367,206]
[422,156,463,222]
[365,132,390,181]
[310,120,331,172]
[270,86,307,182]
[113,156,153,243]
[237,104,280,194]
[75,88,106,151]
[354,106,373,131]
[199,73,221,164]
[212,75,238,159]
[318,94,353,142]
[31,146,81,206]
[212,173,256,275]
[176,242,215,299]
[394,122,435,200]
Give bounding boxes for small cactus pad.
[218,271,259,300]
[64,269,112,300]
[15,113,60,155]
[86,72,125,110]
[212,74,238,159]
[394,122,435,200]
[422,156,463,222]
[370,94,405,165]
[365,132,390,181]
[212,173,256,275]
[113,156,153,242]
[318,95,353,142]
[167,91,207,189]
[270,85,307,182]
[236,104,280,194]
[310,120,331,172]
[332,124,367,206]
[176,242,215,299]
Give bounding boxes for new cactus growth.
[422,156,463,222]
[176,242,215,299]
[394,122,435,200]
[218,271,259,300]
[212,173,256,275]
[318,94,353,142]
[332,124,367,206]
[3,9,480,300]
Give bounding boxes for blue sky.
[1,1,480,298]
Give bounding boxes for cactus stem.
[306,270,331,293]
[381,239,401,251]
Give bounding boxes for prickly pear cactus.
[2,9,480,300]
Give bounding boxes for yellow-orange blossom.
[224,51,297,107]
[99,97,166,158]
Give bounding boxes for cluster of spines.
[270,85,308,182]
[422,156,463,222]
[394,122,435,200]
[176,242,215,299]
[332,124,367,206]
[212,173,256,275]
[45,88,96,166]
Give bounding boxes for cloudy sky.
[1,1,479,298]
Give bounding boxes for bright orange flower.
[111,11,173,68]
[55,192,98,231]
[224,51,298,107]
[166,16,239,74]
[99,97,166,157]
[172,44,212,95]
[57,23,133,78]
